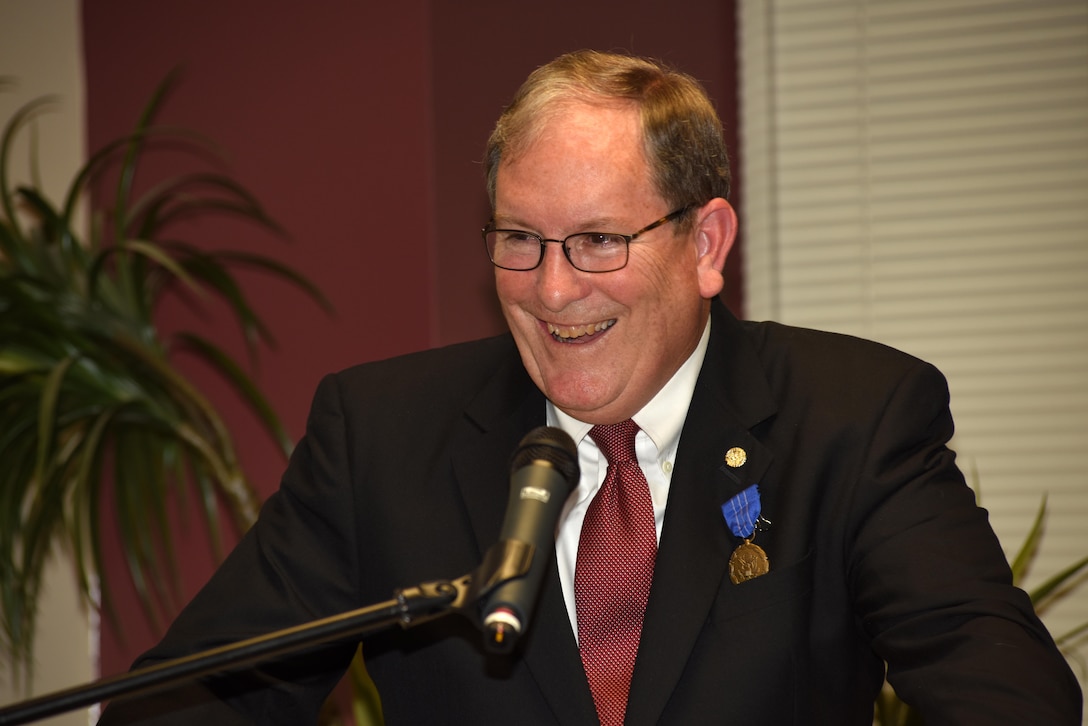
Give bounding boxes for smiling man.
[488,97,733,425]
[99,51,1081,725]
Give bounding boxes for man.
[99,50,1081,724]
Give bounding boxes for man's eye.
[582,234,623,247]
[499,232,539,245]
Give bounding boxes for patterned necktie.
[575,420,658,726]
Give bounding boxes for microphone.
[481,426,579,653]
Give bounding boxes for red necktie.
[575,420,658,726]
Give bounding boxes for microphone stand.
[0,540,533,726]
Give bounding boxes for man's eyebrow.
[491,215,627,233]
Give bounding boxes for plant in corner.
[0,77,331,686]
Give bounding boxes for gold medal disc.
[728,540,770,584]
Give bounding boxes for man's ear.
[693,197,738,299]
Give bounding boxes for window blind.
[737,0,1088,695]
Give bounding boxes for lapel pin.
[724,446,747,468]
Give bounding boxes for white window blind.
[737,0,1088,700]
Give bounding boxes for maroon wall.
[83,0,740,681]
[83,0,437,678]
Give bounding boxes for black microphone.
[481,426,579,653]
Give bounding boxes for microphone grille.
[511,426,579,488]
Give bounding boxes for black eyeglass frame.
[482,205,693,273]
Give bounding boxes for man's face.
[493,101,724,424]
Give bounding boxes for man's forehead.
[504,99,645,162]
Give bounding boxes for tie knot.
[589,419,640,465]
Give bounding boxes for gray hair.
[484,50,731,224]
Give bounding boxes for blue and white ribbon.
[721,484,761,539]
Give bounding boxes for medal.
[729,538,769,584]
[721,483,771,583]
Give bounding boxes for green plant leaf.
[210,250,335,315]
[33,355,76,483]
[113,71,181,241]
[1030,555,1088,609]
[174,332,294,457]
[1,96,58,233]
[1055,620,1088,647]
[1010,494,1047,587]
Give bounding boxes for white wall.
[0,1,96,724]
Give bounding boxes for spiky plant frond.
[0,77,330,683]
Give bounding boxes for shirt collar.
[547,317,712,454]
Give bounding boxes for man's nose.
[535,240,587,310]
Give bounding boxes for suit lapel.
[520,560,601,725]
[447,342,597,723]
[627,302,778,725]
[449,338,544,553]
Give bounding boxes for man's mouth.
[546,319,616,343]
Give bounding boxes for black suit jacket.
[99,301,1081,724]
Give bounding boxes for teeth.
[547,319,615,341]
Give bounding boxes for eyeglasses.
[482,206,691,273]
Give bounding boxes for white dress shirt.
[548,318,712,636]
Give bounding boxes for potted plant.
[0,76,329,685]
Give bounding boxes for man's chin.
[542,380,625,421]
